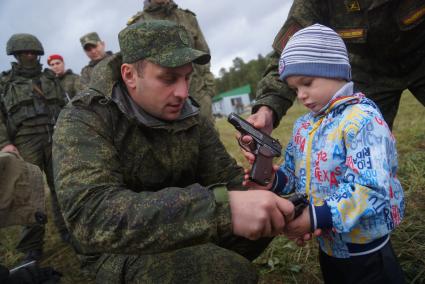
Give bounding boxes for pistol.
[228,112,282,186]
[284,193,309,218]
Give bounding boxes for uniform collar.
[111,82,199,127]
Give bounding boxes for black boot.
[21,248,43,265]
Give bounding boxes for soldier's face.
[15,51,38,68]
[84,41,106,61]
[49,59,65,76]
[286,76,346,113]
[129,61,192,121]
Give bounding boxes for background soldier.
[47,54,81,100]
[0,33,69,262]
[53,20,294,283]
[249,0,425,132]
[127,0,217,123]
[79,32,112,89]
[0,152,62,283]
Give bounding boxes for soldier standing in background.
[53,20,294,283]
[47,54,81,100]
[0,151,62,283]
[79,32,112,89]
[248,0,425,133]
[0,34,70,263]
[127,0,217,123]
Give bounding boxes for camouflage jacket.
[0,152,44,228]
[0,64,66,148]
[127,2,216,100]
[80,51,113,90]
[52,54,243,256]
[57,69,81,100]
[254,0,425,127]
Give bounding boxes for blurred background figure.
[47,54,81,100]
[79,32,112,89]
[0,33,69,263]
[127,0,217,123]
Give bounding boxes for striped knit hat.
[278,24,351,81]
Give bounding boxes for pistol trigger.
[238,136,255,153]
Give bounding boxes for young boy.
[272,24,405,283]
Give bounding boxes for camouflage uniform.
[0,34,69,255]
[57,69,81,100]
[80,32,113,90]
[127,0,216,123]
[0,152,45,229]
[254,0,425,129]
[53,21,269,283]
[80,51,112,90]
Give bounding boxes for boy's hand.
[283,206,311,240]
[294,229,322,247]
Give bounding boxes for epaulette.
[182,8,196,17]
[127,11,143,26]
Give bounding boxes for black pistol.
[228,112,282,186]
[285,193,309,218]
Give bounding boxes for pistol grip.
[250,153,273,186]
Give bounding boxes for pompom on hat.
[47,54,63,65]
[279,24,351,81]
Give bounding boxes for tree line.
[214,53,272,100]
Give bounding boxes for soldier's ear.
[121,63,137,89]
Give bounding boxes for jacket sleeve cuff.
[309,202,333,231]
[213,185,229,203]
[212,185,232,236]
[270,170,287,195]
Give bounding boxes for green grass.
[1,91,424,283]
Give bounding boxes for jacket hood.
[314,82,374,118]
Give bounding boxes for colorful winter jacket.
[272,82,404,258]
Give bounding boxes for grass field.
[1,91,424,283]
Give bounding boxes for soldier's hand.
[1,144,20,155]
[228,190,294,240]
[247,106,274,134]
[239,106,275,164]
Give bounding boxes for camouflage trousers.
[88,236,271,283]
[14,133,69,253]
[353,56,425,130]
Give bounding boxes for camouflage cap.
[118,20,210,67]
[80,32,101,48]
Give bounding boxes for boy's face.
[286,76,346,113]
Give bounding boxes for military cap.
[118,20,210,67]
[80,32,102,48]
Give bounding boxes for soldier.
[47,54,81,100]
[79,32,112,89]
[0,33,69,262]
[249,0,425,133]
[53,20,294,283]
[127,0,217,123]
[0,152,62,283]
